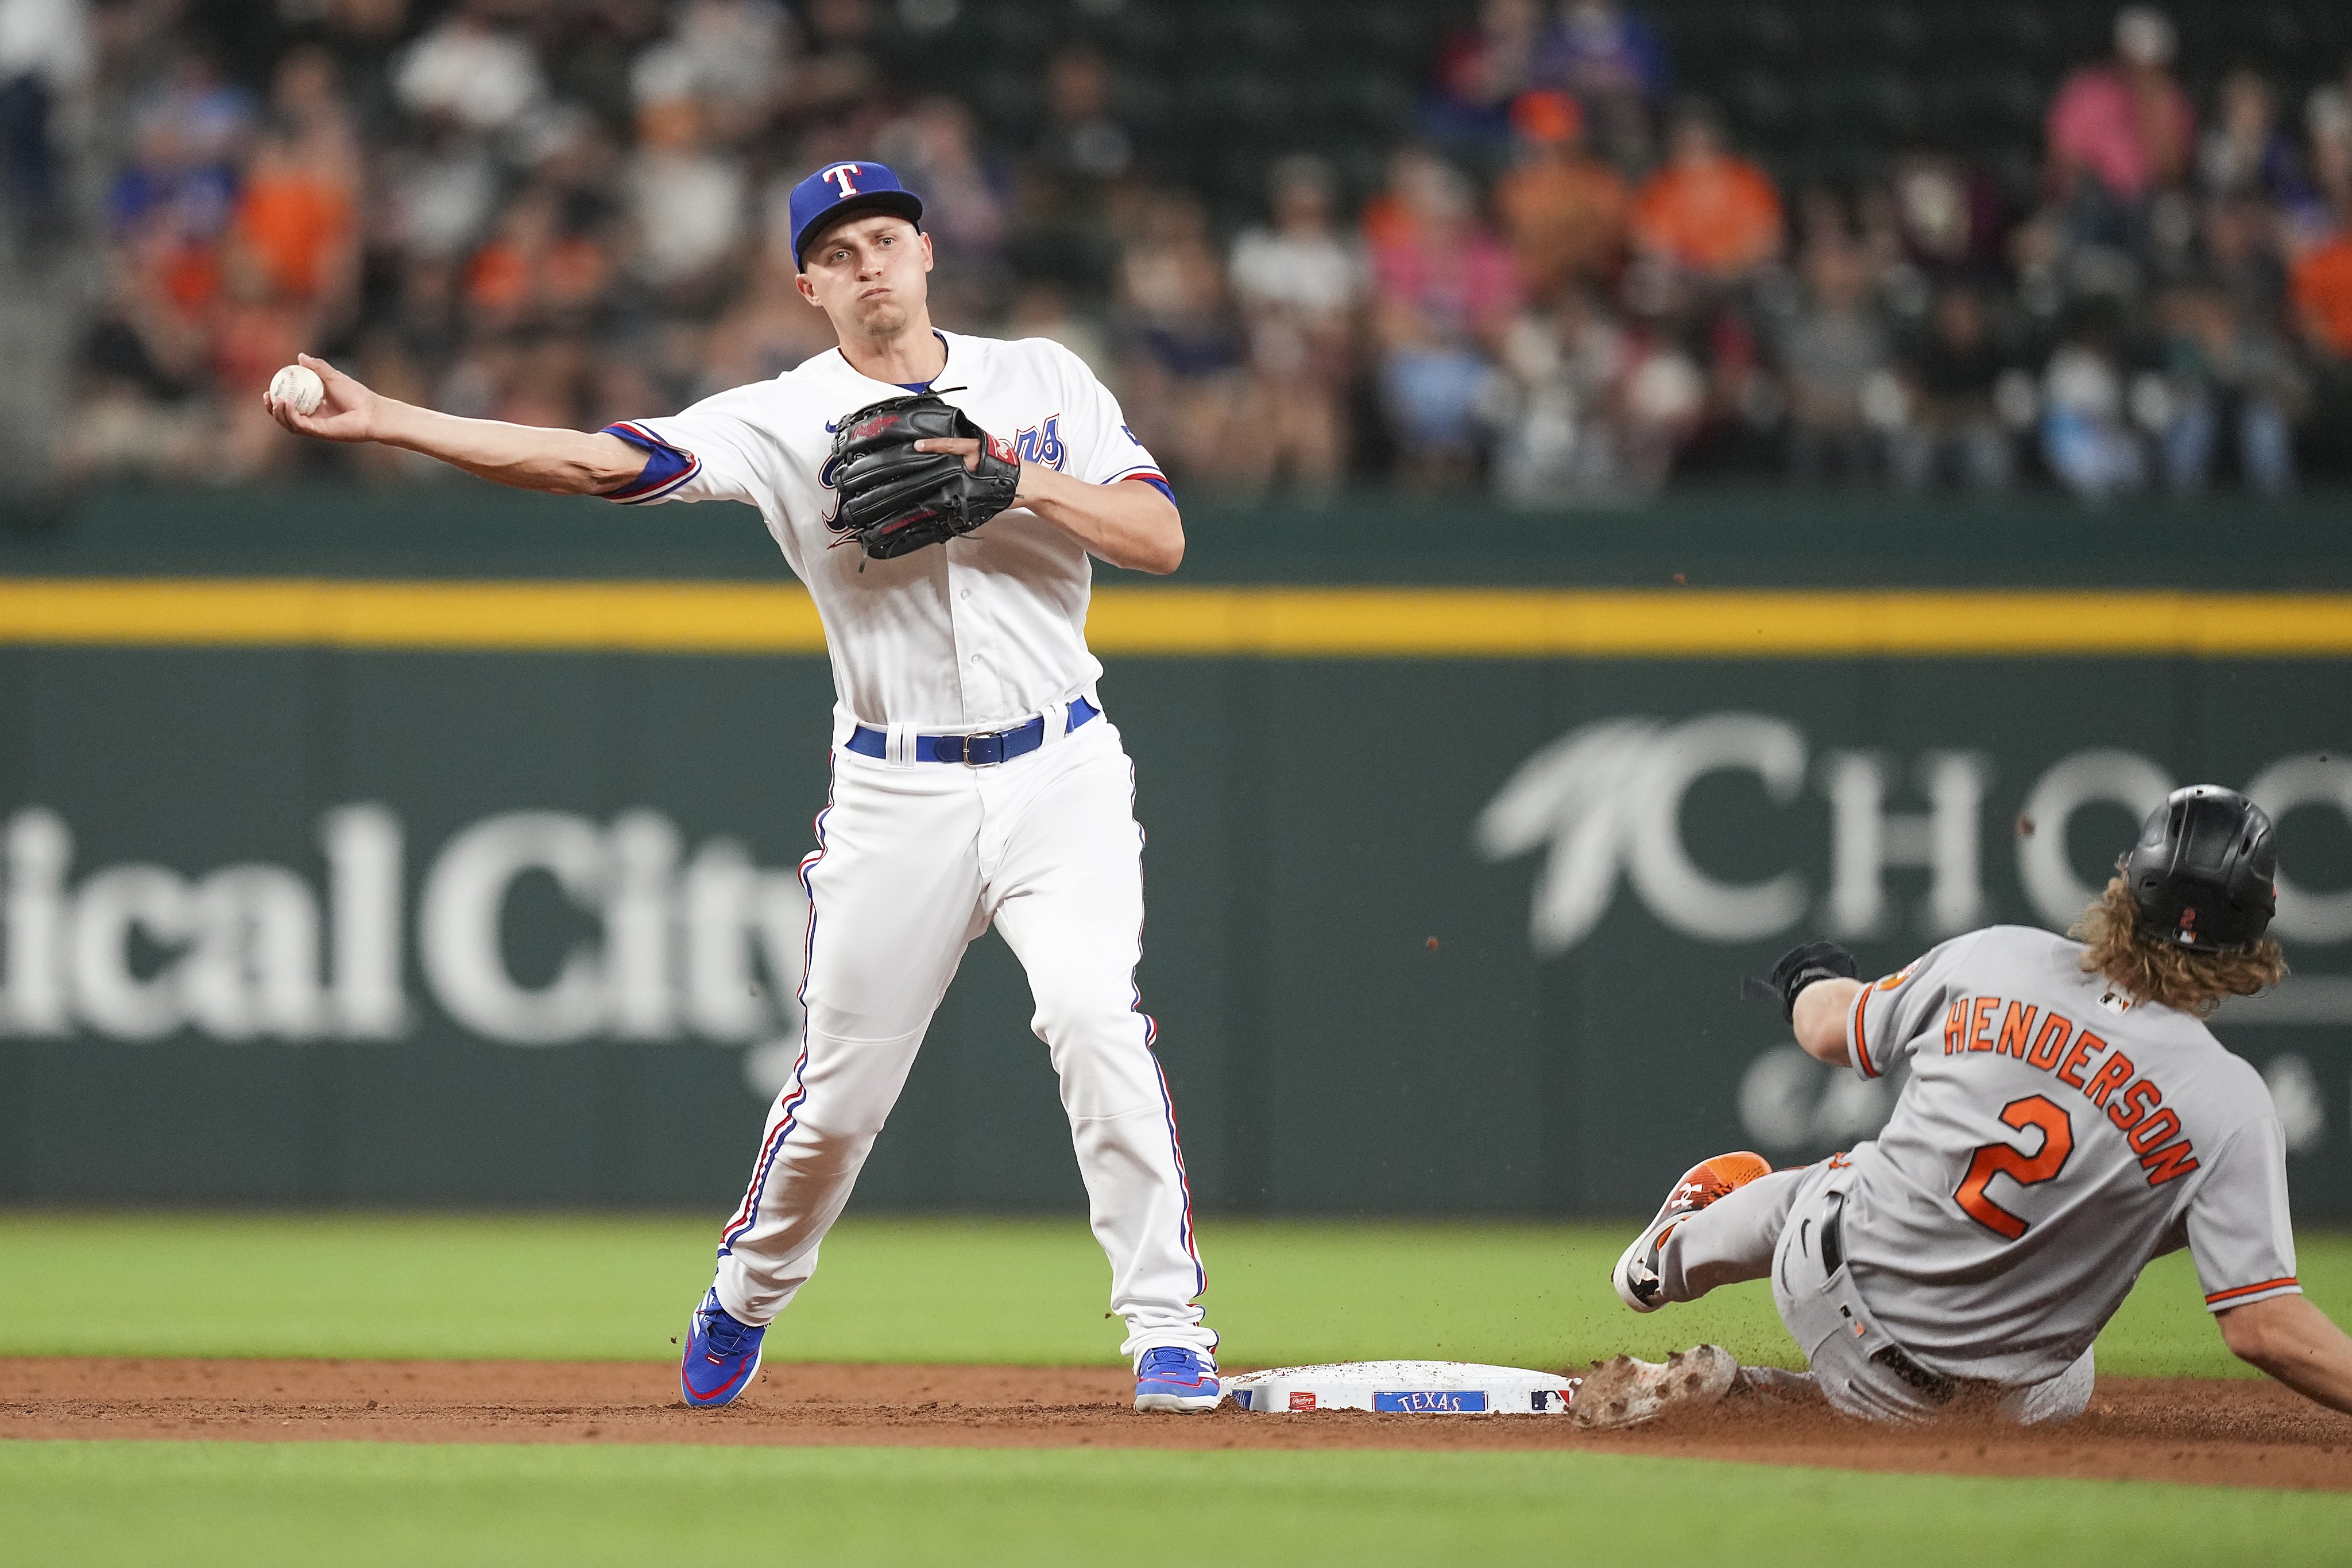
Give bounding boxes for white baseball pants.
[1651,1159,2093,1424]
[710,712,1213,1363]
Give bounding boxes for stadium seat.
[1194,5,1304,64]
[1730,3,1801,64]
[1727,69,1795,148]
[944,0,2352,246]
[1863,5,1929,65]
[1172,71,1292,140]
[1318,3,1432,66]
[973,71,1036,142]
[977,6,1054,64]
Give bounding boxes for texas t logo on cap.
[788,160,924,269]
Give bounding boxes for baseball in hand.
[270,363,325,416]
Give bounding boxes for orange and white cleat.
[1611,1152,1774,1313]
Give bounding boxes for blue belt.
[846,696,1099,766]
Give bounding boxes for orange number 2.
[1954,1095,2075,1241]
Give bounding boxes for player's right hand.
[263,353,381,443]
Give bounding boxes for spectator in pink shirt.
[2045,7,2194,255]
[1365,148,1522,485]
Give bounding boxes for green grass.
[2,1211,2345,1376]
[6,1219,2348,1566]
[5,1441,2349,1568]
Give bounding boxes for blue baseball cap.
[787,161,924,269]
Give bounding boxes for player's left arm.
[1792,977,1862,1066]
[1797,932,1976,1079]
[2216,1295,2352,1418]
[1022,461,1186,575]
[1760,939,1864,1066]
[913,439,1183,574]
[920,342,1185,573]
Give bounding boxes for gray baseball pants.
[1652,1158,2095,1424]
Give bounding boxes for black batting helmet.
[2122,785,2277,951]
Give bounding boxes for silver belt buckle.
[957,727,1005,766]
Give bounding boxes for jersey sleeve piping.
[1102,460,1166,481]
[1104,463,1174,503]
[600,421,701,505]
[1848,982,1878,1078]
[2203,1277,2301,1308]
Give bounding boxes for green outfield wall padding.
[4,484,2351,587]
[0,632,2343,1215]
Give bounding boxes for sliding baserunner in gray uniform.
[1576,786,2352,1429]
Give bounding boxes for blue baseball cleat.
[680,1288,765,1408]
[1134,1345,1222,1412]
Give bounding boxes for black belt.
[1821,1191,1963,1404]
[845,696,1098,766]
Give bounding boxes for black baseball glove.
[826,392,1022,560]
[1740,938,1860,1023]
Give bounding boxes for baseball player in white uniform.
[266,160,1222,1413]
[1578,786,2352,1429]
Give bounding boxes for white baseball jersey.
[1839,925,2297,1384]
[599,330,1169,731]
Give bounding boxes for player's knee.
[780,1110,887,1164]
[1031,1000,1166,1122]
[1026,985,1142,1050]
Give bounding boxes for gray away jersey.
[1839,925,2297,1385]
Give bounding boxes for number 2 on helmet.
[1955,1095,2075,1241]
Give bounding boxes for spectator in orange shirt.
[2293,233,2352,358]
[2297,92,2352,360]
[228,48,361,312]
[1630,101,1782,283]
[1494,90,1630,304]
[463,187,613,333]
[234,138,354,301]
[215,46,365,479]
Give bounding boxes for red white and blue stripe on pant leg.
[683,763,833,1408]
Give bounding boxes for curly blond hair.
[2069,874,2287,1018]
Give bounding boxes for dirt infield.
[5,1358,2349,1490]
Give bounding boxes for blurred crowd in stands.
[5,0,2352,500]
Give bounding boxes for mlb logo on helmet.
[788,160,924,269]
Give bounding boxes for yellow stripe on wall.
[0,579,2348,657]
[1090,587,2352,656]
[0,579,832,652]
